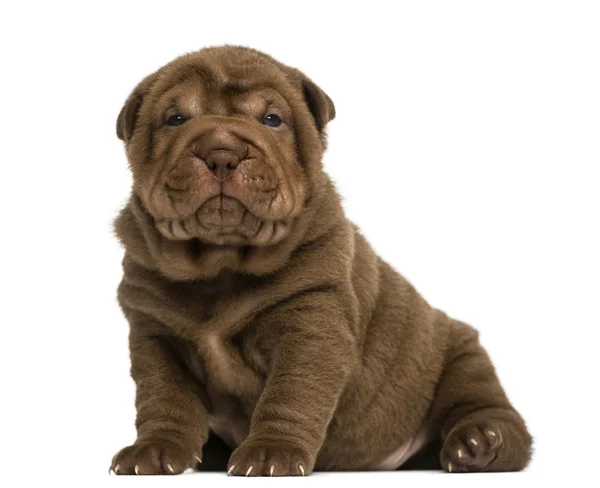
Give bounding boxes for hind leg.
[430,322,533,473]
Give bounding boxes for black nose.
[204,149,240,181]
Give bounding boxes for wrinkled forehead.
[148,54,294,117]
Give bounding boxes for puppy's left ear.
[302,76,336,132]
[290,69,335,132]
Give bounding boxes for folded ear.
[289,69,335,132]
[116,93,143,142]
[116,72,159,142]
[302,77,336,132]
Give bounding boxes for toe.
[465,430,487,458]
[484,428,502,450]
[111,441,197,475]
[228,439,311,476]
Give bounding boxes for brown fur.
[110,46,532,476]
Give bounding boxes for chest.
[139,276,273,405]
[174,315,277,447]
[123,265,287,440]
[167,327,266,446]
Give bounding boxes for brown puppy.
[110,46,532,476]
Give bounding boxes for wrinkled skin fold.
[110,46,533,476]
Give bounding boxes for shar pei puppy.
[110,45,532,476]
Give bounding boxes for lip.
[162,164,285,220]
[154,195,292,247]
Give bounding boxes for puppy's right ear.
[116,92,143,142]
[116,72,159,142]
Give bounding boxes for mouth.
[155,195,292,246]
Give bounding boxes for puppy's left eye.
[166,114,186,126]
[262,114,282,127]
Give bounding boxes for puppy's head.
[117,46,335,247]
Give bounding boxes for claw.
[245,465,254,476]
[114,464,121,474]
[195,456,203,464]
[227,465,236,475]
[270,465,275,476]
[457,448,463,459]
[134,465,140,475]
[299,464,305,476]
[470,437,478,446]
[486,430,496,437]
[448,462,453,473]
[166,462,175,474]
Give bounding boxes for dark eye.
[262,114,282,127]
[166,114,186,126]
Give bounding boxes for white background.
[1,1,598,486]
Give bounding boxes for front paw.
[110,439,202,475]
[228,437,312,477]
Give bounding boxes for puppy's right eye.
[166,114,186,126]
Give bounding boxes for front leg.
[228,292,356,476]
[111,309,209,475]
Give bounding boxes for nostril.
[204,150,240,179]
[206,150,239,167]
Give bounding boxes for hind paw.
[442,422,502,473]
